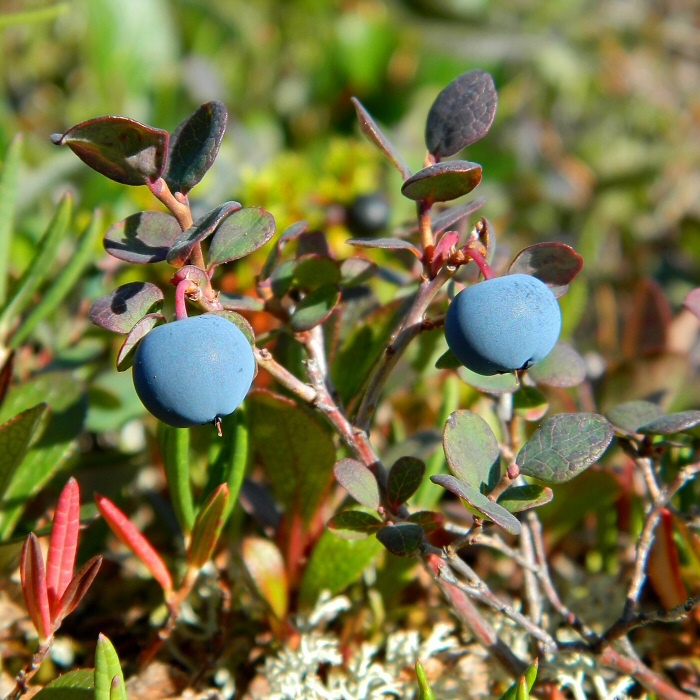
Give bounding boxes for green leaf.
[376,522,424,556]
[52,116,169,186]
[299,528,382,608]
[166,201,241,267]
[0,135,22,307]
[157,424,195,535]
[387,457,425,510]
[247,391,336,525]
[94,634,126,700]
[347,237,422,256]
[293,255,341,291]
[516,413,614,484]
[407,510,445,534]
[415,659,436,700]
[290,285,341,332]
[425,69,498,158]
[497,485,553,513]
[0,4,69,28]
[0,404,47,499]
[500,659,538,700]
[513,387,549,422]
[241,536,288,619]
[606,400,665,434]
[103,211,182,264]
[11,210,103,348]
[116,313,165,371]
[33,669,94,699]
[443,410,501,493]
[639,411,700,435]
[334,458,381,510]
[508,243,583,290]
[339,257,377,287]
[187,484,228,570]
[401,161,482,203]
[328,508,383,540]
[432,474,521,535]
[527,342,586,388]
[208,206,276,267]
[435,348,462,369]
[88,281,164,335]
[164,101,228,195]
[458,366,520,394]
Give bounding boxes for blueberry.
[346,193,391,236]
[445,274,561,376]
[132,314,255,427]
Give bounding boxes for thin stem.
[465,247,496,280]
[418,201,434,253]
[637,455,661,501]
[7,638,54,699]
[174,279,191,320]
[254,348,317,405]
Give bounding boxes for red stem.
[465,247,496,280]
[174,280,191,321]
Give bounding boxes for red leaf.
[95,493,173,593]
[430,231,459,278]
[648,508,687,609]
[20,533,51,640]
[53,555,102,630]
[46,477,80,617]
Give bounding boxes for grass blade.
[0,135,23,306]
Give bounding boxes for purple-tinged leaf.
[187,484,229,570]
[347,237,422,257]
[443,410,501,492]
[458,366,520,395]
[431,474,521,535]
[401,161,482,203]
[53,555,102,630]
[339,257,377,287]
[639,411,700,435]
[21,532,51,639]
[89,282,164,334]
[516,413,614,484]
[328,508,383,540]
[166,201,241,267]
[241,536,288,619]
[527,342,586,388]
[376,523,424,556]
[51,116,168,186]
[95,493,172,593]
[208,206,276,268]
[259,221,309,281]
[512,386,549,422]
[508,243,583,289]
[684,288,700,321]
[430,197,488,236]
[220,293,265,312]
[334,458,381,510]
[164,101,228,195]
[425,70,498,158]
[606,400,665,434]
[430,231,459,277]
[351,97,412,180]
[290,284,341,333]
[104,211,182,264]
[116,313,165,371]
[46,478,80,617]
[407,510,445,534]
[387,457,425,511]
[497,485,553,514]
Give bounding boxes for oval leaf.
[164,101,228,195]
[116,313,165,371]
[293,255,340,291]
[401,161,482,203]
[639,411,700,435]
[458,366,520,394]
[407,510,445,535]
[166,201,242,267]
[376,522,424,557]
[443,410,501,492]
[328,508,383,540]
[33,669,94,699]
[104,211,182,264]
[290,284,341,332]
[334,458,381,510]
[347,237,422,257]
[606,400,665,434]
[497,485,553,513]
[516,413,614,484]
[387,457,425,510]
[430,474,521,535]
[52,116,168,185]
[242,536,288,619]
[527,342,586,388]
[425,70,498,158]
[208,206,276,267]
[430,197,488,236]
[508,243,583,288]
[89,282,164,334]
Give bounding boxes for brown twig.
[6,638,53,700]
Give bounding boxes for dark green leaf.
[458,366,520,395]
[351,97,412,180]
[401,161,482,203]
[527,342,586,388]
[269,259,295,298]
[435,349,462,369]
[300,528,382,608]
[508,243,583,289]
[339,257,377,287]
[52,116,168,185]
[334,458,380,510]
[103,211,182,264]
[387,457,425,510]
[116,313,164,371]
[259,220,309,281]
[513,387,549,422]
[517,413,614,484]
[431,474,521,535]
[166,201,241,267]
[0,135,22,306]
[443,410,501,492]
[376,523,424,556]
[157,424,195,535]
[290,285,341,332]
[328,508,383,540]
[0,404,47,499]
[247,391,336,525]
[347,237,422,256]
[89,282,164,334]
[33,669,94,699]
[425,70,498,158]
[164,101,228,195]
[407,510,445,534]
[208,206,276,267]
[639,411,700,435]
[293,255,340,290]
[497,485,553,513]
[606,400,665,434]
